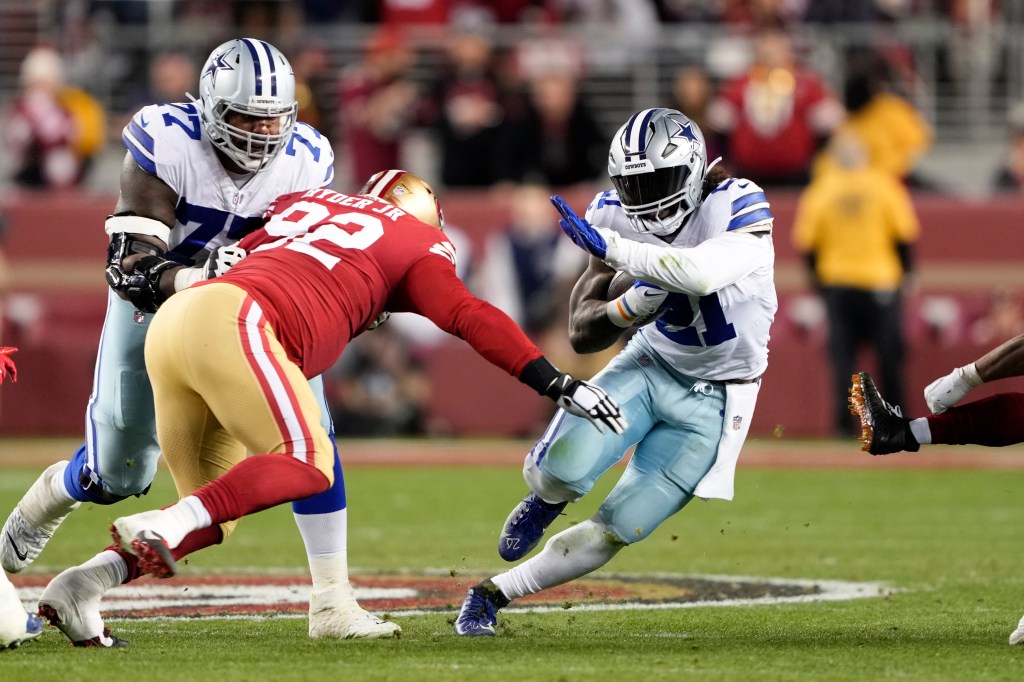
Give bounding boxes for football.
[0,577,42,650]
[606,271,636,300]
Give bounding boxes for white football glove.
[547,375,627,435]
[203,244,247,280]
[923,363,983,414]
[606,281,669,328]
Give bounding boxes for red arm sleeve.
[392,257,543,379]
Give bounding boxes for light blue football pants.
[524,334,726,544]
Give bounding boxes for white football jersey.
[122,102,335,265]
[585,178,778,380]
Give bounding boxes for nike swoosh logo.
[139,113,149,128]
[642,291,663,298]
[6,531,28,561]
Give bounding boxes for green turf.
[4,447,1024,681]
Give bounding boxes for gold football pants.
[144,282,334,540]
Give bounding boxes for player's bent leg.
[459,517,629,636]
[37,549,130,647]
[500,345,655,562]
[1,460,80,573]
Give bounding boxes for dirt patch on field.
[10,572,887,619]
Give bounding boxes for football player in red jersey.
[850,332,1024,645]
[37,170,624,642]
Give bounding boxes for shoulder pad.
[284,123,336,187]
[122,102,203,175]
[706,178,773,233]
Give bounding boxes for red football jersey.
[213,187,542,379]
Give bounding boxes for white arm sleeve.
[601,230,773,296]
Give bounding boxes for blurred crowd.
[2,0,1021,195]
[0,0,1022,438]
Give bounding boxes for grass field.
[2,438,1024,681]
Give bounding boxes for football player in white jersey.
[455,107,778,636]
[0,38,399,645]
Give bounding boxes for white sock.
[81,549,129,589]
[293,508,347,560]
[909,418,932,445]
[492,519,624,600]
[158,495,212,548]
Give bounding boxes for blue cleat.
[498,493,567,562]
[454,582,509,637]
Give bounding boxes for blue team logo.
[204,49,234,87]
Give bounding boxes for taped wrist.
[606,296,639,328]
[173,266,205,292]
[960,362,983,387]
[518,357,566,397]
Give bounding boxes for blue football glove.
[551,195,607,259]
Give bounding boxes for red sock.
[193,454,329,525]
[172,525,223,561]
[927,393,1024,446]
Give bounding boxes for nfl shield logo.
[731,415,743,430]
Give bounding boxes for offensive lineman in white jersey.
[455,107,777,635]
[0,38,398,645]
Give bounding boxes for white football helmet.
[195,38,298,172]
[608,108,708,236]
[360,169,445,230]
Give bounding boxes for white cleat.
[308,587,401,639]
[1,461,80,573]
[37,564,127,647]
[1009,614,1024,645]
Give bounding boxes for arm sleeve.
[393,258,544,379]
[601,230,773,297]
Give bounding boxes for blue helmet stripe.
[624,108,659,160]
[635,108,658,159]
[242,39,263,95]
[258,40,277,96]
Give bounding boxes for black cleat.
[849,372,920,455]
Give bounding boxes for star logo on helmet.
[669,118,701,156]
[669,118,699,144]
[204,50,234,88]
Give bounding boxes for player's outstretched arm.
[518,357,626,434]
[925,334,1024,413]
